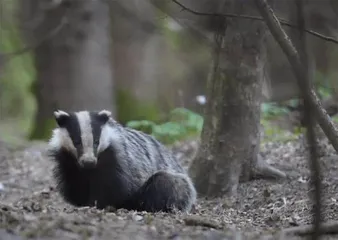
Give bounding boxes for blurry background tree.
[110,1,210,125]
[0,0,36,135]
[21,0,115,140]
[0,0,337,149]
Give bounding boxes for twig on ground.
[281,221,338,236]
[183,215,221,229]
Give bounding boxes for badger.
[47,109,197,213]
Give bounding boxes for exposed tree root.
[280,221,338,236]
[253,155,287,180]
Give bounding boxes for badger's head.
[48,109,114,168]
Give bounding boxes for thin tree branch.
[254,0,338,154]
[171,0,338,44]
[294,0,321,238]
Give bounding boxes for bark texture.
[26,0,114,139]
[188,1,284,198]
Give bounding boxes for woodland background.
[0,0,337,144]
[0,0,338,239]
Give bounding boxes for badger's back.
[91,120,185,188]
[120,126,185,172]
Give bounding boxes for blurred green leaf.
[125,107,204,145]
[261,103,289,119]
[126,120,156,135]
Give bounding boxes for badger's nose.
[79,154,97,169]
[80,160,97,169]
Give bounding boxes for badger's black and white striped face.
[48,110,114,168]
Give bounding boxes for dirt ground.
[0,129,337,240]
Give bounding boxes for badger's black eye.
[73,139,81,148]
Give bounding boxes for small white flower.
[167,20,183,32]
[196,95,207,105]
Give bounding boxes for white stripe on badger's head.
[75,111,96,167]
[97,110,121,155]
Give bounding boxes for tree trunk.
[26,0,114,140]
[188,1,284,198]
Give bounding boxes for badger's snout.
[79,153,97,168]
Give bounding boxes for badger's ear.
[97,110,112,123]
[54,110,70,127]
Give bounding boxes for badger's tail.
[129,170,197,213]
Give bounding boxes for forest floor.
[0,123,337,239]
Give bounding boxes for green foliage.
[261,102,290,119]
[260,119,301,144]
[314,71,334,99]
[284,98,300,109]
[126,104,311,145]
[162,24,181,51]
[116,88,162,125]
[126,107,204,145]
[126,120,156,135]
[29,118,56,140]
[156,7,181,51]
[318,85,332,99]
[333,116,338,124]
[152,122,188,145]
[0,0,36,134]
[169,108,204,133]
[260,70,335,122]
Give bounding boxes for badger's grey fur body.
[48,110,197,213]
